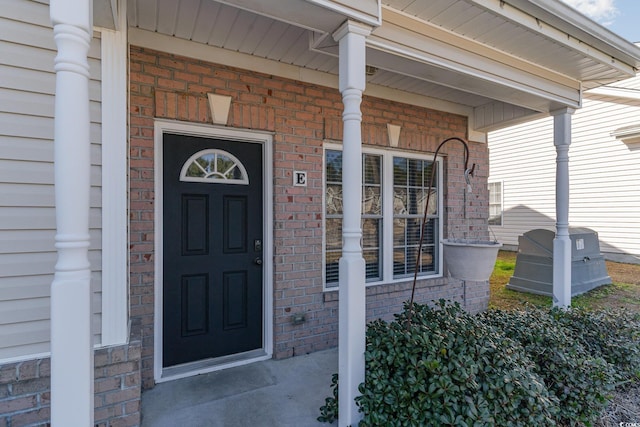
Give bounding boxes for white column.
[333,21,371,427]
[50,1,94,425]
[551,107,575,308]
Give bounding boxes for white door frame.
[153,119,274,383]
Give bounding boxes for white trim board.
[99,1,129,346]
[153,119,274,383]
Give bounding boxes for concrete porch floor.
[141,348,338,426]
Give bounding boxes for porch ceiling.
[125,0,640,132]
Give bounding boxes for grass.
[489,250,640,312]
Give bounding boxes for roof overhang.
[119,0,640,135]
[504,0,640,69]
[312,6,583,113]
[611,124,640,144]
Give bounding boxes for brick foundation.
[0,321,142,427]
[129,45,491,389]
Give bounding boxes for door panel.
[224,196,247,253]
[163,133,263,368]
[181,274,209,336]
[223,271,248,329]
[182,195,209,255]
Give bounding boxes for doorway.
[154,121,273,381]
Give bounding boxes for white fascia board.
[509,0,640,67]
[469,0,639,77]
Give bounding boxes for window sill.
[323,274,450,301]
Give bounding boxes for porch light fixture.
[365,65,378,76]
[207,93,232,125]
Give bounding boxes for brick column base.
[0,320,142,427]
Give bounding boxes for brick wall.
[0,358,49,427]
[129,46,490,388]
[0,322,142,427]
[93,320,142,427]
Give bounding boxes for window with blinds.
[324,147,441,288]
[392,157,437,278]
[324,150,382,284]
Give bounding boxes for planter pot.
[442,239,502,281]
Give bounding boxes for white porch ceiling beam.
[366,7,581,111]
[307,0,381,27]
[473,101,544,132]
[364,45,572,113]
[215,0,381,33]
[468,0,637,78]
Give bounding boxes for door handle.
[254,257,263,265]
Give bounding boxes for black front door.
[162,133,263,368]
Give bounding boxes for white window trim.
[322,142,444,290]
[100,19,129,347]
[488,180,504,227]
[153,119,274,383]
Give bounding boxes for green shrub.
[319,302,639,426]
[317,373,339,423]
[357,301,554,426]
[549,307,640,382]
[356,301,556,426]
[481,307,617,425]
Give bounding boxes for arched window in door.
[179,149,249,185]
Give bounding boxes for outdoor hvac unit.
[506,228,611,297]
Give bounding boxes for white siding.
[489,76,640,258]
[0,0,103,361]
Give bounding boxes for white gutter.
[507,0,640,68]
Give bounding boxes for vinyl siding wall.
[0,0,103,361]
[488,77,640,258]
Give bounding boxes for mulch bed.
[594,382,640,426]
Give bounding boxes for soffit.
[126,0,640,130]
[383,0,640,88]
[126,0,531,108]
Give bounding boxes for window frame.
[322,142,444,290]
[488,180,504,227]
